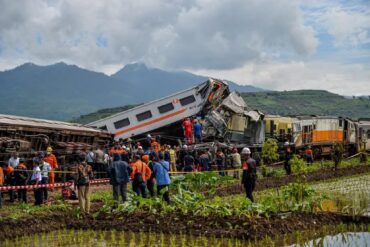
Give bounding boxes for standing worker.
[193,119,203,144]
[39,156,51,203]
[284,142,292,175]
[108,153,132,203]
[130,155,151,197]
[230,148,242,179]
[168,145,177,173]
[76,154,94,214]
[3,163,15,202]
[143,154,156,197]
[44,147,58,191]
[154,153,171,204]
[241,147,257,202]
[305,146,314,165]
[182,118,193,145]
[216,149,226,176]
[30,159,43,205]
[14,159,29,203]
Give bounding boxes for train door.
[302,125,313,144]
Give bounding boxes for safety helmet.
[183,144,188,149]
[241,147,251,155]
[46,146,53,152]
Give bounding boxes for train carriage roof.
[0,114,106,133]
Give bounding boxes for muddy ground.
[212,164,370,197]
[1,208,369,241]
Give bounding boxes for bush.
[262,139,279,165]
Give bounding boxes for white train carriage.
[87,79,229,141]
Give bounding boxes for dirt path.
[212,165,370,197]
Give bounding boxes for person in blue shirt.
[153,153,171,204]
[193,119,203,144]
[108,154,132,202]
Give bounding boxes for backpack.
[133,161,145,184]
[77,165,90,186]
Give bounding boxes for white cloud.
[192,61,370,96]
[0,0,318,71]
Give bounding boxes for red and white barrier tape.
[0,179,110,191]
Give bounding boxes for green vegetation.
[242,90,370,119]
[0,202,71,221]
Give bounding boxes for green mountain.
[0,62,264,120]
[242,90,370,119]
[72,90,370,124]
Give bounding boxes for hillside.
[0,62,264,120]
[72,90,370,124]
[242,90,370,119]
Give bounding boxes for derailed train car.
[0,114,112,163]
[88,79,265,148]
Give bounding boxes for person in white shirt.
[39,158,51,202]
[8,152,19,168]
[31,159,43,205]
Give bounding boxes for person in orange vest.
[44,147,58,190]
[109,143,124,157]
[130,155,151,198]
[3,163,15,202]
[0,165,4,208]
[151,138,160,154]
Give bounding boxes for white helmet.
[183,144,188,149]
[241,147,251,154]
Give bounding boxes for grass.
[0,202,71,221]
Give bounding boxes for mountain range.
[0,62,264,120]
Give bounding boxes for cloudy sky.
[0,0,369,95]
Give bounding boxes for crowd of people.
[0,148,59,208]
[0,134,259,213]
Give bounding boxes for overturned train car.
[0,114,112,163]
[88,78,265,147]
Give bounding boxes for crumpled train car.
[0,114,112,162]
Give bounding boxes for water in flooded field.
[3,224,369,247]
[290,232,370,247]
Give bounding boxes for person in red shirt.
[182,118,193,145]
[305,146,314,165]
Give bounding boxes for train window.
[180,95,196,106]
[158,103,174,114]
[136,111,152,122]
[99,125,108,131]
[114,118,130,129]
[339,120,343,127]
[367,130,370,139]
